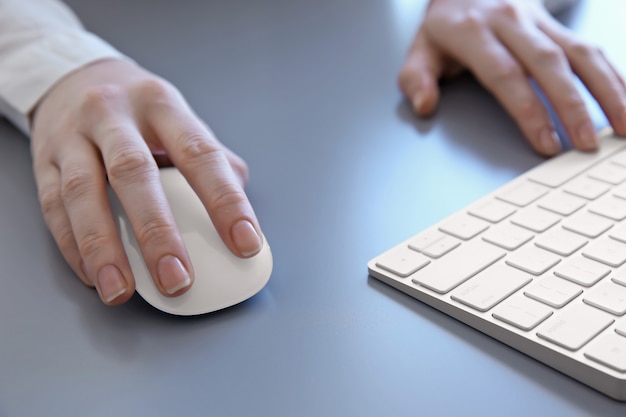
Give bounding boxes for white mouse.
[108,167,273,316]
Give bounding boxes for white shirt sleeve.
[0,0,126,135]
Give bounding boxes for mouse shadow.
[42,212,276,365]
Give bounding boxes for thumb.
[397,34,444,117]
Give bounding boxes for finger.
[493,18,598,152]
[447,26,561,156]
[199,121,249,187]
[96,122,195,297]
[540,20,626,137]
[152,140,249,187]
[56,137,135,305]
[398,32,444,116]
[146,88,263,258]
[33,163,91,287]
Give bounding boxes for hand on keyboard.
[397,0,626,156]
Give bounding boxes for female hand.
[398,0,626,156]
[31,58,263,305]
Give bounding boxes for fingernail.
[97,265,128,303]
[538,127,561,155]
[412,93,425,113]
[231,219,263,257]
[157,255,191,295]
[578,121,598,150]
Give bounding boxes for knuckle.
[137,77,176,100]
[138,78,181,113]
[61,168,93,203]
[134,217,176,246]
[485,62,524,87]
[107,147,155,185]
[531,46,565,68]
[455,10,484,34]
[38,187,62,218]
[492,1,520,20]
[209,182,248,213]
[567,40,603,61]
[77,228,110,259]
[80,84,123,114]
[561,94,588,114]
[176,130,220,165]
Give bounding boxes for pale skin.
[30,0,626,307]
[398,0,626,156]
[31,58,263,305]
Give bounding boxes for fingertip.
[231,219,263,258]
[611,108,626,138]
[96,264,133,305]
[411,88,439,117]
[573,121,599,152]
[535,127,562,157]
[156,255,193,296]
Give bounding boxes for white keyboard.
[368,127,626,401]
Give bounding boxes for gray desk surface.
[2,0,626,416]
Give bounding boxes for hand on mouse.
[30,58,264,305]
[398,0,626,156]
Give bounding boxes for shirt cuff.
[0,30,127,135]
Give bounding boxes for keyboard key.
[610,148,626,168]
[612,183,626,200]
[451,263,532,312]
[553,256,610,287]
[585,331,626,372]
[367,131,626,400]
[468,198,517,223]
[496,180,549,207]
[524,275,582,308]
[562,211,614,238]
[538,191,586,216]
[374,246,430,278]
[505,245,561,276]
[534,227,588,256]
[612,270,626,287]
[582,237,626,267]
[408,229,461,259]
[588,195,626,221]
[527,147,616,188]
[510,207,561,233]
[407,229,448,251]
[412,240,505,294]
[438,214,489,240]
[608,224,626,244]
[564,177,610,200]
[587,162,626,185]
[492,294,553,331]
[584,282,626,316]
[481,223,534,250]
[617,319,626,337]
[537,303,614,351]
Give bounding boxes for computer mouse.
[108,167,273,316]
